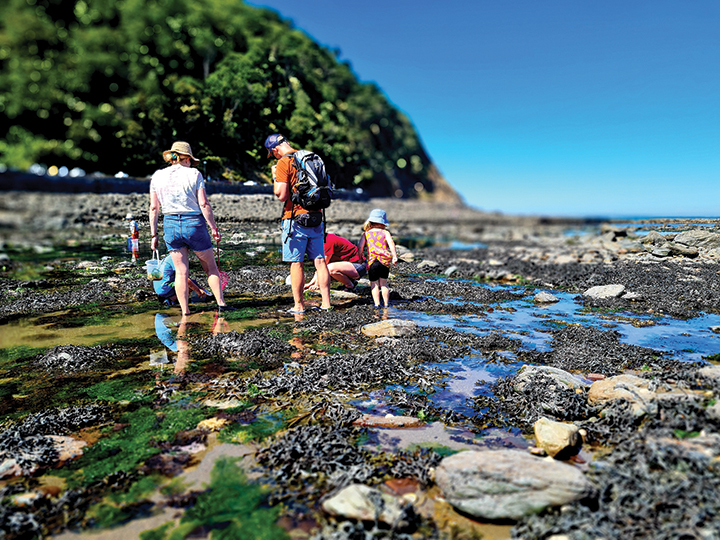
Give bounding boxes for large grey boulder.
[674,230,720,249]
[640,230,666,244]
[665,242,699,258]
[434,449,594,520]
[587,374,654,409]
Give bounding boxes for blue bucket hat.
[367,208,389,227]
[264,134,286,158]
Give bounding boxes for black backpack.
[290,150,333,212]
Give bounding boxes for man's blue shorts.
[282,219,325,262]
[163,214,212,252]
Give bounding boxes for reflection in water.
[154,313,178,352]
[151,312,231,374]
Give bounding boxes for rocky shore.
[1,191,720,539]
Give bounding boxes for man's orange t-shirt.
[276,152,309,219]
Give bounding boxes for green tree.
[0,0,456,199]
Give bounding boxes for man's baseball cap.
[264,134,286,158]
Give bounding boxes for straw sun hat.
[162,141,200,163]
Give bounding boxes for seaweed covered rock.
[513,435,720,538]
[246,347,444,397]
[0,405,108,476]
[193,328,296,367]
[543,325,672,375]
[473,371,594,432]
[33,344,120,373]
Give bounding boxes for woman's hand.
[211,228,221,242]
[150,236,158,251]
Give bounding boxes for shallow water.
[3,279,719,421]
[387,285,720,417]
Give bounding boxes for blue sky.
[249,0,720,218]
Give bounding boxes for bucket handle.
[151,249,160,261]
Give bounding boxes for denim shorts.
[282,219,325,262]
[163,214,212,252]
[352,262,367,278]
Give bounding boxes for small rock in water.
[534,292,559,304]
[361,319,418,337]
[352,414,424,428]
[583,284,626,299]
[533,417,583,460]
[322,484,405,525]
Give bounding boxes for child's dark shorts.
[368,260,390,281]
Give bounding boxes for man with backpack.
[266,133,332,314]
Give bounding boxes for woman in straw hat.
[148,141,231,316]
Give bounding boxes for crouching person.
[153,255,209,308]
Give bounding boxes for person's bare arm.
[304,271,319,291]
[149,191,160,251]
[357,234,367,262]
[274,179,289,202]
[273,161,290,202]
[386,231,398,265]
[187,279,206,298]
[198,187,220,242]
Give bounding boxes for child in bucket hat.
[358,208,398,308]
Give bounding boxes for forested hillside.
[0,0,460,201]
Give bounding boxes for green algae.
[82,377,149,403]
[215,306,262,321]
[219,410,294,444]
[140,523,174,540]
[0,344,43,370]
[141,456,288,540]
[85,476,161,529]
[59,405,213,487]
[406,442,457,457]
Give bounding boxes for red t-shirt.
[275,152,309,219]
[325,234,361,264]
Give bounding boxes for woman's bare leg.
[195,248,225,306]
[170,249,191,315]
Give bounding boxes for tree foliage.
[0,0,450,198]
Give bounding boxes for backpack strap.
[279,153,298,243]
[322,208,327,243]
